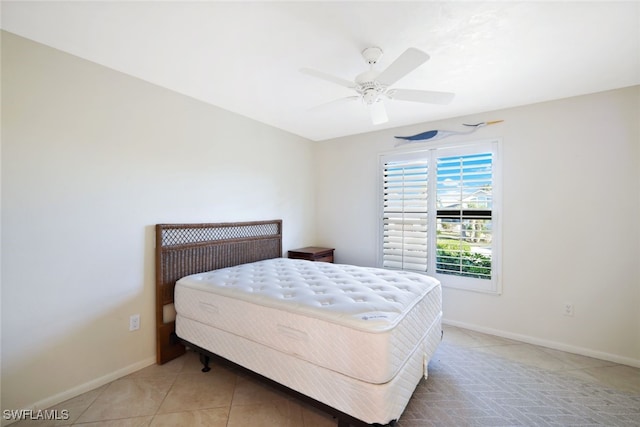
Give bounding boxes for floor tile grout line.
[224,374,238,427]
[146,369,182,426]
[70,380,114,426]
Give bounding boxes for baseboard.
[2,356,156,427]
[442,319,640,369]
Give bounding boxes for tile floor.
[10,325,640,426]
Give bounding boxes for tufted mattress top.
[175,258,441,383]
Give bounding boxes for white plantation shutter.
[379,140,501,294]
[382,159,429,271]
[436,152,493,279]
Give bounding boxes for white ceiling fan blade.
[376,48,430,86]
[369,101,388,125]
[387,88,455,105]
[308,95,359,111]
[300,68,355,89]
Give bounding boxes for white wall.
[315,86,640,366]
[1,32,317,412]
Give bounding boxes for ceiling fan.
[300,47,455,125]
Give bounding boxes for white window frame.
[378,139,502,294]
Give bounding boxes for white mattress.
[175,258,441,384]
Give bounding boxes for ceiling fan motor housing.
[355,70,386,104]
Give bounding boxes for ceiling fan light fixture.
[362,88,381,105]
[369,100,388,125]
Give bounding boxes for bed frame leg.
[199,352,211,372]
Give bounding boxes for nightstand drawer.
[288,247,335,263]
[312,254,334,263]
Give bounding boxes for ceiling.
[2,1,639,141]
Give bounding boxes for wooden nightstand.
[288,247,335,263]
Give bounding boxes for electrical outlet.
[129,314,140,331]
[563,303,574,317]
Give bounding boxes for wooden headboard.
[155,219,283,364]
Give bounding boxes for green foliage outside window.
[436,239,491,279]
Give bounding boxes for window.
[379,140,501,293]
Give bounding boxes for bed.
[155,220,442,427]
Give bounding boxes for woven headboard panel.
[155,220,282,364]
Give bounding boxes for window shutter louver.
[382,160,429,272]
[436,152,493,279]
